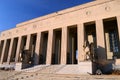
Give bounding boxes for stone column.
[46,29,53,64]
[0,40,7,64]
[77,24,85,62]
[7,38,14,64]
[117,16,120,45]
[96,19,106,60]
[25,34,31,50]
[0,40,1,46]
[34,32,41,65]
[15,36,22,63]
[61,27,67,64]
[0,40,2,59]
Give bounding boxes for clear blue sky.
[0,0,92,32]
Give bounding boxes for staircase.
[2,64,89,80]
[1,64,120,80]
[1,70,120,80]
[0,70,19,80]
[22,65,49,72]
[5,65,66,80]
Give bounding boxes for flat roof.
[16,0,111,27]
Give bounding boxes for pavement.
[0,70,120,80]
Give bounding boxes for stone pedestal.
[115,59,120,65]
[15,63,22,71]
[0,64,3,69]
[78,61,96,74]
[113,59,120,70]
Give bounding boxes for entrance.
[67,26,78,64]
[29,34,37,65]
[0,40,4,60]
[39,32,48,64]
[84,22,96,47]
[3,39,11,62]
[103,18,120,59]
[51,29,62,64]
[10,37,18,62]
[84,22,97,60]
[19,36,27,62]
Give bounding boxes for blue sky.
[0,0,92,32]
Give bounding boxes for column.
[15,36,22,63]
[96,19,106,60]
[0,40,7,64]
[34,32,41,65]
[61,27,67,64]
[7,38,14,64]
[46,29,53,64]
[117,16,120,45]
[0,40,1,46]
[25,34,31,50]
[0,40,2,63]
[0,40,2,59]
[77,24,85,62]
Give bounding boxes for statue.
[19,50,31,64]
[89,42,95,61]
[83,41,96,62]
[83,40,90,61]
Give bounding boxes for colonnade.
[0,17,120,66]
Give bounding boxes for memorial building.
[0,0,120,74]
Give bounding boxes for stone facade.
[0,0,120,73]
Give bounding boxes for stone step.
[39,65,66,73]
[8,73,120,80]
[1,69,120,80]
[4,64,119,80]
[22,65,49,72]
[7,64,91,80]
